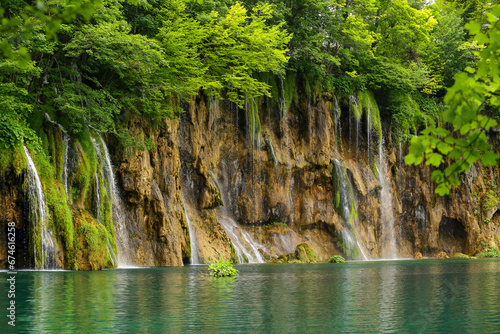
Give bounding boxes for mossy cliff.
[1,75,499,269]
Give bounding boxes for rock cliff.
[1,84,499,269]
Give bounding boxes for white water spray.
[91,132,131,266]
[182,197,201,265]
[377,142,398,259]
[23,146,57,269]
[45,113,70,201]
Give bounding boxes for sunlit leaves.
[406,5,500,195]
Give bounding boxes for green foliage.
[1,0,292,151]
[144,137,155,151]
[246,96,262,140]
[286,259,301,264]
[453,252,471,259]
[328,255,346,264]
[0,144,26,176]
[77,219,115,270]
[0,81,40,149]
[477,247,500,258]
[482,189,500,212]
[208,257,239,277]
[262,222,287,229]
[295,243,318,263]
[0,0,103,65]
[406,5,500,196]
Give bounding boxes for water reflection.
[3,260,499,333]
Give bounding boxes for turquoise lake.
[1,259,500,333]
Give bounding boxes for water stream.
[45,113,70,201]
[91,132,131,266]
[211,174,265,263]
[378,142,398,259]
[218,216,265,263]
[182,196,200,265]
[333,159,366,260]
[23,146,57,269]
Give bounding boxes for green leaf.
[405,153,423,165]
[481,151,499,166]
[433,127,450,137]
[435,183,450,196]
[431,170,444,183]
[465,21,481,35]
[426,152,444,167]
[464,67,476,74]
[437,142,452,155]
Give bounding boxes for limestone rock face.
[2,90,500,269]
[111,117,189,266]
[175,92,500,263]
[0,170,25,268]
[396,162,500,257]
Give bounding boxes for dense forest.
[2,0,499,186]
[1,0,500,269]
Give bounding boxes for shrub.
[208,257,239,277]
[477,247,500,258]
[288,259,303,264]
[453,253,470,259]
[329,255,346,263]
[295,243,318,263]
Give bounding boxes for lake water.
[1,259,500,333]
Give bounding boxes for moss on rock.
[328,255,346,263]
[295,243,318,263]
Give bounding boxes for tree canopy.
[1,0,499,194]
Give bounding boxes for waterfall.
[94,172,118,267]
[367,101,372,165]
[333,96,341,153]
[95,174,101,221]
[245,96,263,224]
[45,113,70,201]
[62,133,70,201]
[279,76,287,117]
[182,197,200,265]
[266,138,278,166]
[218,216,265,263]
[377,142,398,259]
[23,146,57,269]
[211,174,265,263]
[279,78,294,223]
[348,94,359,157]
[333,159,367,260]
[91,132,131,266]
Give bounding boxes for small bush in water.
[209,257,239,277]
[329,255,346,263]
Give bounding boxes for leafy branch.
[405,5,500,196]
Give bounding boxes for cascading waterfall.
[94,172,118,267]
[95,174,101,220]
[367,101,372,165]
[62,133,70,201]
[212,174,264,263]
[23,146,57,269]
[377,141,398,259]
[245,96,263,224]
[182,197,200,265]
[218,216,265,263]
[266,138,278,166]
[91,132,131,266]
[45,113,70,201]
[333,159,367,260]
[333,96,342,153]
[278,79,295,223]
[348,94,359,157]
